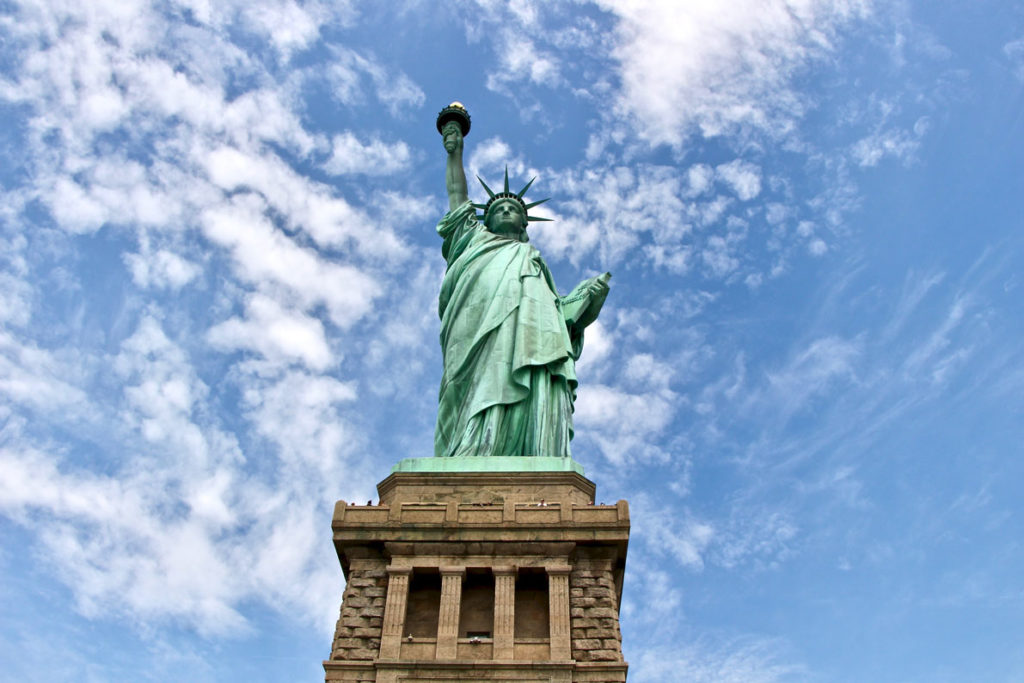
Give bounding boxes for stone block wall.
[570,561,623,663]
[330,559,388,661]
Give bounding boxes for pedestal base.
[325,467,630,683]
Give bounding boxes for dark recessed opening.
[404,568,441,638]
[459,568,495,638]
[514,568,549,639]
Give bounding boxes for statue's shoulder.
[439,200,481,236]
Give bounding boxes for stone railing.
[333,500,629,526]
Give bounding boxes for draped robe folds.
[435,201,583,458]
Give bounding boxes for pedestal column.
[435,566,465,659]
[548,565,572,660]
[493,566,516,660]
[379,566,412,659]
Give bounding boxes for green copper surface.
[392,455,585,474]
[434,104,610,463]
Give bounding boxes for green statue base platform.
[391,455,585,475]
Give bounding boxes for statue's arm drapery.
[437,201,479,266]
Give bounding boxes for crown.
[472,167,552,224]
[436,101,471,136]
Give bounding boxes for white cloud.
[702,235,740,277]
[0,331,91,413]
[467,137,518,178]
[716,159,762,201]
[672,290,718,319]
[687,163,715,196]
[200,194,381,328]
[207,293,333,371]
[766,336,861,414]
[487,36,562,92]
[881,269,946,342]
[713,510,798,570]
[323,132,413,176]
[461,2,564,94]
[0,310,363,636]
[574,319,613,372]
[644,243,693,274]
[851,127,919,167]
[241,369,358,475]
[241,0,329,60]
[203,145,409,261]
[0,443,252,635]
[808,238,828,256]
[598,0,871,147]
[361,258,441,401]
[630,635,804,683]
[541,164,693,266]
[623,565,682,624]
[574,383,671,435]
[326,45,425,115]
[0,234,33,327]
[114,317,219,463]
[48,178,113,234]
[574,381,677,466]
[125,249,201,290]
[0,272,31,327]
[765,202,791,226]
[624,352,674,392]
[902,294,971,382]
[631,494,714,570]
[0,2,413,639]
[1003,36,1024,81]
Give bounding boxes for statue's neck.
[488,227,528,242]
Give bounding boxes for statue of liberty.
[433,103,610,459]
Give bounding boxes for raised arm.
[442,121,468,211]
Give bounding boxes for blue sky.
[1,1,1022,681]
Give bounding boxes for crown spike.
[503,166,511,194]
[524,197,550,210]
[518,176,536,198]
[526,215,554,222]
[476,175,496,199]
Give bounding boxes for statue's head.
[474,167,552,240]
[484,198,528,237]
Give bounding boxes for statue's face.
[486,199,526,237]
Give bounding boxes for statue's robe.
[435,201,583,458]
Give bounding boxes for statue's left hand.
[572,272,611,329]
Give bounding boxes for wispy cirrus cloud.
[1002,36,1024,81]
[628,634,806,683]
[598,0,872,147]
[0,0,417,638]
[326,44,425,115]
[207,293,334,371]
[323,132,414,176]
